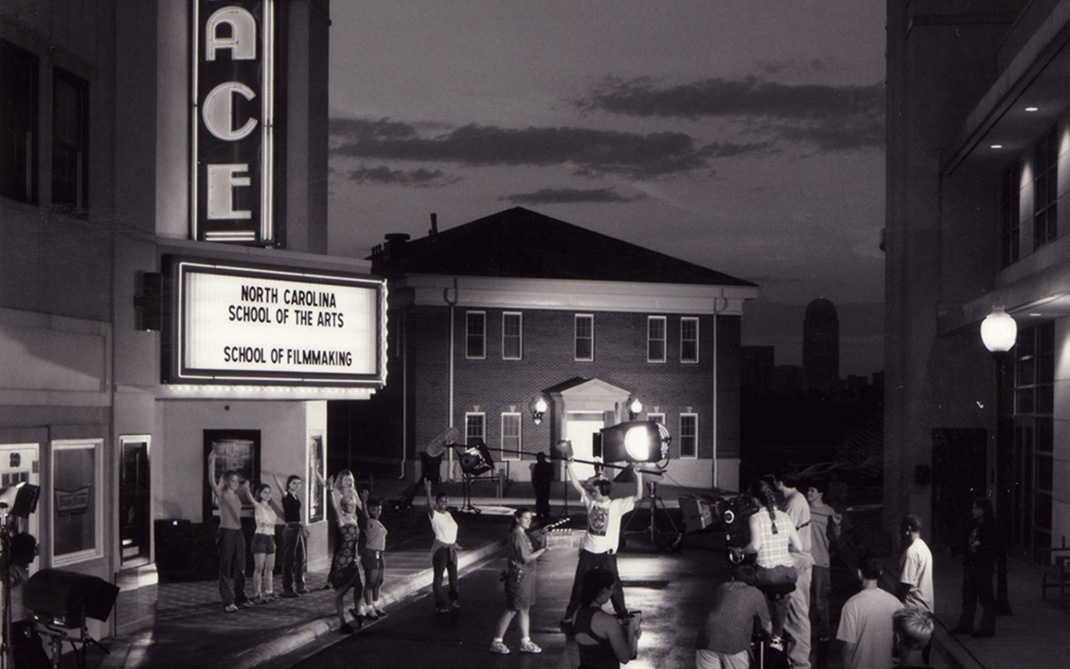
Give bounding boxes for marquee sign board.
[164,257,388,387]
[191,0,277,245]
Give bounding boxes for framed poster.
[203,430,261,523]
[51,439,103,566]
[308,432,325,523]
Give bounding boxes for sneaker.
[519,639,542,654]
[558,618,573,635]
[489,640,510,655]
[768,636,784,652]
[239,600,256,608]
[364,609,379,621]
[435,605,450,615]
[449,598,461,610]
[374,606,388,617]
[280,591,298,598]
[296,587,311,595]
[264,593,277,602]
[224,604,239,613]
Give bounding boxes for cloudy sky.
[327,1,886,376]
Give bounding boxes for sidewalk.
[85,481,524,669]
[845,505,1070,669]
[928,549,1070,669]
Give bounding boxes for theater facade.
[0,0,385,638]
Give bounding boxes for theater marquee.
[164,258,387,387]
[191,0,277,244]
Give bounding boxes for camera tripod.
[623,481,682,550]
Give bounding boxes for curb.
[229,539,505,669]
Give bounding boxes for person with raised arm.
[272,472,309,597]
[559,442,641,633]
[207,450,253,612]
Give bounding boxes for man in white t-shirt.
[560,447,641,630]
[897,514,934,664]
[772,471,813,669]
[836,553,902,669]
[897,514,934,612]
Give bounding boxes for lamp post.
[981,305,1016,615]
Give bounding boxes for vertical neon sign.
[191,0,275,244]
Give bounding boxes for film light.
[598,420,669,463]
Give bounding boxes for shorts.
[251,533,276,554]
[361,549,385,588]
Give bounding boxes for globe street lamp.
[981,305,1015,615]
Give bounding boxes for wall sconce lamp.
[532,397,548,425]
[628,397,643,421]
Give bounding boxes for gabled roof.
[370,207,755,287]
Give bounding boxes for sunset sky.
[326,1,886,376]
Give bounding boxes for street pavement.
[56,476,1070,668]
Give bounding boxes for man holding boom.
[558,439,643,633]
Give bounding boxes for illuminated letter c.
[203,82,258,141]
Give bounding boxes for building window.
[1001,164,1020,267]
[648,412,665,427]
[466,311,486,359]
[680,414,697,458]
[52,68,89,215]
[465,412,486,446]
[0,40,38,204]
[500,413,521,461]
[575,314,594,361]
[502,312,522,360]
[51,438,104,566]
[1033,126,1058,249]
[647,316,667,363]
[1012,323,1054,555]
[680,317,699,363]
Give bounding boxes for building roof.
[370,207,755,287]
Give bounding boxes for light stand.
[458,473,480,514]
[623,480,682,550]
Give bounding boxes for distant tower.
[803,298,839,392]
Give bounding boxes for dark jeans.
[217,527,247,606]
[280,523,307,593]
[431,544,458,606]
[534,485,551,517]
[753,564,797,638]
[810,565,831,638]
[564,549,627,620]
[959,565,996,633]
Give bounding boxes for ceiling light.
[1025,106,1039,112]
[990,144,1003,149]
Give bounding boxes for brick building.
[331,208,758,491]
